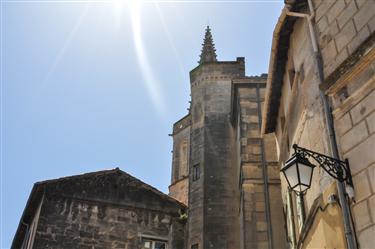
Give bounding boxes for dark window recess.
[288,69,296,89]
[191,244,199,249]
[192,164,200,181]
[299,64,305,84]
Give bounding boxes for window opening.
[192,163,200,181]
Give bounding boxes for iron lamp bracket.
[292,144,353,186]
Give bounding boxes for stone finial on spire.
[199,26,217,64]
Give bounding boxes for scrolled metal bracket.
[292,144,353,186]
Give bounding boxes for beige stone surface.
[350,90,375,124]
[169,178,189,205]
[369,194,375,223]
[256,221,267,232]
[353,0,375,30]
[352,170,372,202]
[315,0,335,21]
[340,120,368,153]
[369,14,375,33]
[344,133,375,174]
[353,200,372,231]
[335,20,356,52]
[326,0,346,24]
[357,224,375,249]
[322,39,338,63]
[366,110,375,134]
[348,25,370,53]
[335,112,352,135]
[337,0,358,29]
[369,164,375,192]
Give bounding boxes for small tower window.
[192,164,200,181]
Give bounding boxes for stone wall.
[314,0,375,77]
[327,42,375,249]
[263,1,375,248]
[170,114,191,205]
[233,77,286,249]
[187,59,244,249]
[313,0,375,248]
[12,169,186,249]
[34,195,181,249]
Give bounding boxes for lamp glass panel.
[297,184,309,192]
[298,162,313,187]
[284,164,299,188]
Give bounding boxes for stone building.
[12,168,186,249]
[169,26,286,249]
[13,1,375,247]
[261,0,375,248]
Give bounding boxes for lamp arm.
[292,144,352,184]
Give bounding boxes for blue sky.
[1,0,283,247]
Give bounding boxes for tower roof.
[199,26,218,64]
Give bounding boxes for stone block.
[255,202,265,212]
[315,0,335,21]
[348,25,370,54]
[316,15,328,34]
[322,39,338,63]
[350,90,375,124]
[337,0,358,29]
[355,0,368,8]
[327,0,346,24]
[268,165,281,180]
[358,224,375,249]
[319,20,340,47]
[353,0,375,30]
[344,133,375,174]
[325,46,349,77]
[366,111,375,134]
[335,112,353,136]
[369,164,375,193]
[256,232,268,241]
[256,221,267,232]
[335,20,356,52]
[254,184,264,193]
[369,195,375,223]
[340,121,368,153]
[353,200,371,230]
[257,241,269,249]
[312,0,323,9]
[369,15,375,33]
[352,170,372,202]
[243,165,262,179]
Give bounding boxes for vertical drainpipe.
[287,189,297,249]
[296,192,306,232]
[256,83,273,249]
[285,1,357,248]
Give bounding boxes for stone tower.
[169,27,286,249]
[187,26,244,249]
[171,26,244,249]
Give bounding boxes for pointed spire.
[199,26,217,64]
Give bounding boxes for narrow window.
[191,244,199,249]
[142,239,167,249]
[192,164,200,181]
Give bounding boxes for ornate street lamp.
[281,144,353,194]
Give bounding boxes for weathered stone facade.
[12,169,186,249]
[262,0,374,248]
[169,114,191,206]
[231,77,286,249]
[170,27,286,249]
